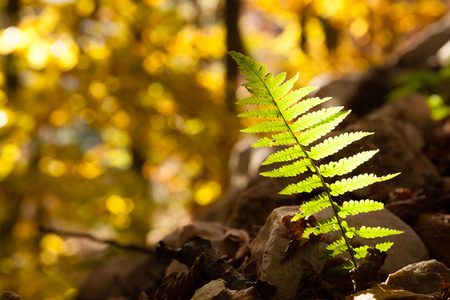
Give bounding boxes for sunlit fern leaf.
[262,145,305,165]
[318,150,379,177]
[277,86,317,110]
[241,120,287,134]
[230,51,402,274]
[375,242,394,252]
[292,106,344,132]
[280,175,322,195]
[292,192,331,220]
[329,173,400,196]
[308,132,374,161]
[337,200,384,218]
[323,237,348,258]
[260,158,311,178]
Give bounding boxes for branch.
[39,225,154,255]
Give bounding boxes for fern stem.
[252,69,358,268]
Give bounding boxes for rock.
[366,93,435,131]
[250,206,429,299]
[250,206,328,300]
[165,222,250,275]
[76,253,167,300]
[384,259,450,294]
[318,207,430,273]
[345,117,442,196]
[0,291,23,300]
[225,177,300,233]
[191,279,231,300]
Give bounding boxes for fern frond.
[337,199,384,218]
[283,97,332,121]
[241,120,286,133]
[329,173,400,196]
[322,237,347,258]
[277,86,317,110]
[292,106,344,132]
[236,95,274,106]
[230,51,402,274]
[238,108,281,119]
[297,111,351,146]
[280,175,322,195]
[293,192,330,219]
[375,242,394,252]
[318,150,379,177]
[349,226,403,239]
[262,145,304,165]
[260,158,311,178]
[308,132,374,161]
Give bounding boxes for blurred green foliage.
[0,0,446,298]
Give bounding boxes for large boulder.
[250,206,429,300]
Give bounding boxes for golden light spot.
[101,96,118,113]
[0,26,21,55]
[26,39,51,70]
[0,110,8,127]
[40,250,58,265]
[183,118,204,135]
[77,160,104,179]
[388,3,405,20]
[194,181,221,206]
[49,109,69,127]
[150,114,166,130]
[17,113,35,131]
[76,0,95,17]
[143,51,167,74]
[86,39,110,60]
[57,47,79,71]
[47,160,67,177]
[111,110,130,129]
[69,93,85,111]
[88,81,108,99]
[111,214,131,230]
[80,108,96,124]
[196,70,225,91]
[40,233,65,254]
[350,18,369,38]
[106,195,134,215]
[104,146,132,169]
[2,144,21,162]
[157,98,177,116]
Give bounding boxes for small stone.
[384,259,450,294]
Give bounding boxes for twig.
[39,225,154,255]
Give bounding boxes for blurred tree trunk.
[225,0,244,113]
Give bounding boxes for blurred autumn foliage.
[0,0,447,298]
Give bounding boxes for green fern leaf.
[260,158,311,178]
[308,132,374,161]
[375,242,394,252]
[230,51,402,274]
[297,111,351,146]
[241,120,286,133]
[280,175,322,195]
[293,192,330,219]
[337,199,384,218]
[292,106,344,132]
[236,95,274,106]
[277,86,317,110]
[329,173,400,196]
[319,150,379,177]
[262,145,304,165]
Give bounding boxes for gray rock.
[384,259,450,294]
[250,206,429,299]
[345,117,442,196]
[250,206,328,300]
